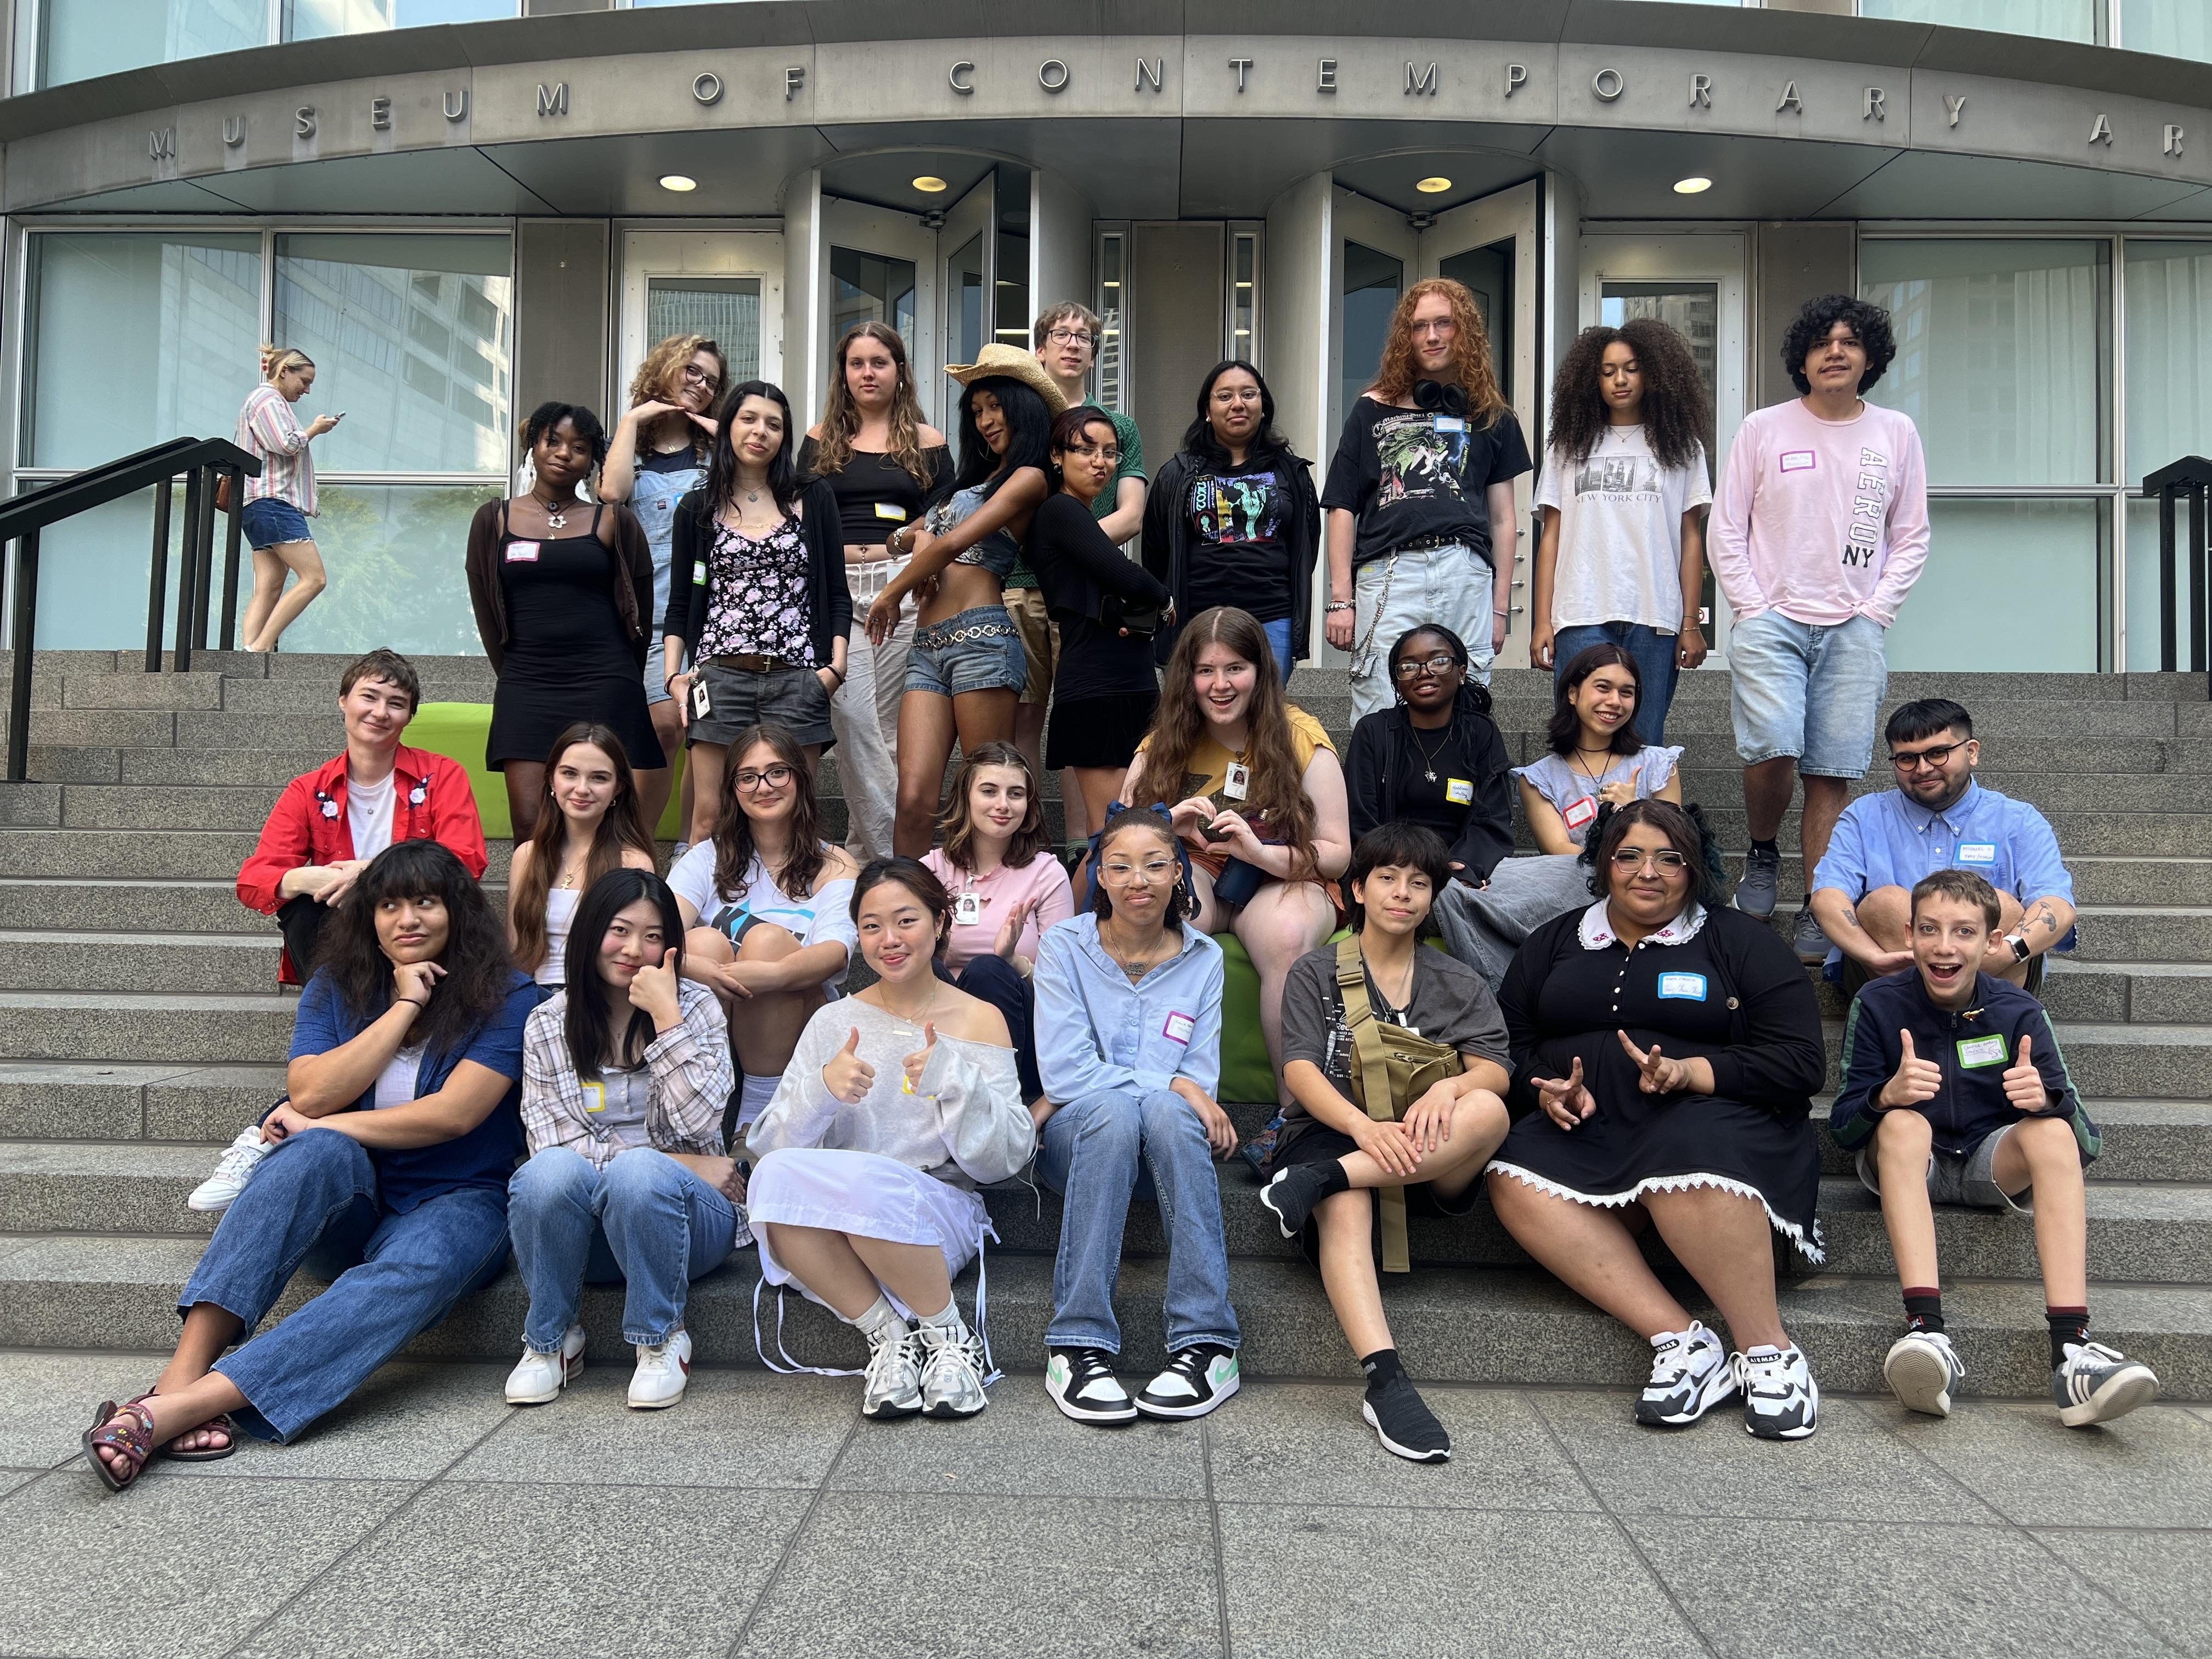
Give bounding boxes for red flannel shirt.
[236,744,488,983]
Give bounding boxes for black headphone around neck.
[1412,380,1469,417]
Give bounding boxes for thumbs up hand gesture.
[902,1023,939,1094]
[2002,1031,2049,1114]
[822,1027,874,1104]
[1879,1029,1944,1111]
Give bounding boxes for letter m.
[537,82,568,117]
[148,127,176,161]
[1405,61,1438,97]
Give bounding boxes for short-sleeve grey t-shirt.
[1278,941,1509,1128]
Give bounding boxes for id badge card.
[1562,794,1599,832]
[690,676,712,721]
[1434,415,1466,434]
[1445,777,1475,806]
[504,540,540,563]
[954,891,984,927]
[1222,761,1251,801]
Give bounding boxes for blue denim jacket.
[1032,914,1223,1102]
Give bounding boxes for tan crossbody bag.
[1334,934,1465,1274]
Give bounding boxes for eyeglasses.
[1410,318,1458,337]
[733,764,795,791]
[680,364,721,390]
[1891,741,1966,771]
[1064,444,1120,465]
[1610,848,1688,873]
[1393,652,1460,680]
[1045,328,1095,347]
[1099,859,1178,885]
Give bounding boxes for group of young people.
[80,284,2159,1493]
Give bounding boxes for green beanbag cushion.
[405,703,687,844]
[1210,926,1441,1107]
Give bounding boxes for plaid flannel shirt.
[520,979,732,1170]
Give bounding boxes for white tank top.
[537,887,581,986]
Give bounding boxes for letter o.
[1592,67,1624,103]
[692,71,724,106]
[1038,58,1070,93]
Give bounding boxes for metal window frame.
[1093,221,1131,417]
[1223,221,1263,366]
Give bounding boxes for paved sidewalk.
[2,1352,2207,1658]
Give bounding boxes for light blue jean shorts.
[904,604,1028,698]
[1727,610,1888,778]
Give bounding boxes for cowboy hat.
[944,343,1068,414]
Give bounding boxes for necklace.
[1102,923,1177,982]
[876,984,945,1028]
[1410,722,1451,784]
[1571,744,1616,789]
[530,489,572,531]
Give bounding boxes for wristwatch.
[2005,932,2031,963]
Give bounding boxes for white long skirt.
[749,1146,993,1319]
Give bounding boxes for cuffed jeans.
[507,1146,739,1350]
[1551,620,1681,746]
[832,555,913,862]
[185,1129,510,1444]
[1036,1087,1240,1355]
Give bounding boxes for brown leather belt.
[707,653,800,674]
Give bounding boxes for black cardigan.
[1141,447,1321,664]
[661,477,853,669]
[1344,698,1516,883]
[1497,905,1828,1122]
[1028,491,1170,628]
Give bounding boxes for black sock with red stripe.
[1902,1288,1944,1335]
[2047,1306,2090,1368]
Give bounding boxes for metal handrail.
[4,437,261,782]
[2145,455,2212,676]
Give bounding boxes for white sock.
[737,1072,778,1130]
[844,1295,908,1344]
[915,1299,968,1341]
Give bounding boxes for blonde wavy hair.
[260,344,313,383]
[1369,278,1510,427]
[812,321,936,489]
[625,333,727,461]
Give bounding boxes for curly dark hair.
[1546,319,1711,472]
[1581,799,1729,909]
[1782,294,1896,396]
[1088,808,1194,928]
[520,401,609,472]
[313,840,515,1059]
[1547,642,1645,758]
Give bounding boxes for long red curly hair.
[1369,278,1510,427]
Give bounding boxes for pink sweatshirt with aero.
[1707,398,1930,629]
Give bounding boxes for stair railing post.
[217,469,244,651]
[191,463,219,656]
[7,528,40,783]
[2192,481,2208,675]
[145,475,173,673]
[2160,483,2178,673]
[173,466,204,673]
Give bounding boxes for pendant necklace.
[533,490,570,531]
[1410,724,1449,784]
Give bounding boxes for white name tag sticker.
[1222,761,1250,801]
[1956,843,1997,866]
[1657,972,1708,1001]
[1562,795,1598,831]
[582,1080,605,1114]
[954,892,983,926]
[1434,415,1466,433]
[505,540,540,562]
[1163,1011,1196,1045]
[692,560,708,585]
[1957,1034,2008,1069]
[1445,777,1475,806]
[873,502,907,522]
[1780,450,1817,473]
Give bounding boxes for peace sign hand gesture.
[1533,1057,1596,1132]
[1617,1029,1690,1095]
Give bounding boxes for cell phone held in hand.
[690,676,712,722]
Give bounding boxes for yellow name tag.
[582,1080,605,1113]
[1445,777,1475,805]
[873,503,907,522]
[692,560,708,585]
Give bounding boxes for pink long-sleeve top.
[1706,398,1929,629]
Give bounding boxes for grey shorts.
[1856,1123,2029,1214]
[687,661,834,748]
[905,604,1028,698]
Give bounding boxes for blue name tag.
[1956,843,1997,865]
[1657,972,1708,1001]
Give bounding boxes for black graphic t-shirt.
[1322,397,1533,569]
[1185,460,1294,622]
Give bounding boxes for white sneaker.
[628,1330,692,1409]
[187,1124,273,1214]
[861,1324,924,1420]
[916,1320,989,1419]
[1734,1344,1820,1440]
[1634,1321,1737,1427]
[1885,1329,1966,1417]
[505,1324,586,1404]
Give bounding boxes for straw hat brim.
[944,347,1069,415]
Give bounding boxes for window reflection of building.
[829,250,918,343]
[647,279,762,384]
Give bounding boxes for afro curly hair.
[1781,294,1897,396]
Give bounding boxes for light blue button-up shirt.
[1032,913,1224,1103]
[1813,777,2074,909]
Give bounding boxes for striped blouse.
[235,383,317,515]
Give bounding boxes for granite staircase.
[1,650,2207,1400]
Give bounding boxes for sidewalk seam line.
[723,1408,864,1659]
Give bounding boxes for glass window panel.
[1888,499,2104,672]
[1858,0,2097,42]
[2121,1,2211,59]
[1443,240,1517,409]
[947,235,986,366]
[16,488,191,650]
[2123,496,2212,672]
[268,484,503,656]
[647,278,760,383]
[1096,234,1127,413]
[828,249,916,343]
[2124,241,2212,487]
[284,0,516,40]
[24,234,263,471]
[1340,241,1403,430]
[275,233,512,474]
[37,0,263,88]
[1861,239,2107,487]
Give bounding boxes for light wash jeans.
[1431,857,1594,990]
[1551,620,1681,746]
[1728,610,1888,779]
[507,1145,739,1350]
[1036,1087,1240,1356]
[831,555,913,861]
[1349,542,1498,721]
[185,1129,511,1444]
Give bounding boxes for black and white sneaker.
[2053,1341,2159,1428]
[1258,1163,1336,1240]
[1045,1346,1139,1425]
[1734,1344,1819,1440]
[1634,1321,1736,1427]
[1135,1345,1240,1420]
[1362,1372,1451,1463]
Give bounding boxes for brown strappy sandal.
[161,1411,238,1462]
[82,1398,157,1492]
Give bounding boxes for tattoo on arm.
[2034,904,2059,937]
[1841,906,1859,929]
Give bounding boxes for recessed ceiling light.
[659,174,697,193]
[1415,176,1452,194]
[912,175,949,194]
[1672,176,1713,195]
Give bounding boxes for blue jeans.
[1348,543,1497,720]
[507,1146,739,1350]
[1036,1087,1239,1355]
[1261,617,1296,688]
[185,1129,511,1444]
[1551,620,1682,746]
[1727,610,1889,779]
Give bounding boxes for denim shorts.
[241,496,312,549]
[905,604,1028,698]
[689,661,834,748]
[1727,609,1888,778]
[1855,1124,2029,1214]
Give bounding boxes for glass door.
[940,174,995,378]
[821,199,940,425]
[618,230,784,415]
